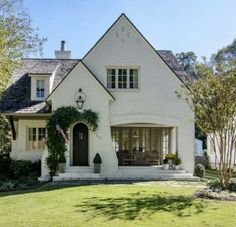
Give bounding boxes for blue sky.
[25,0,236,59]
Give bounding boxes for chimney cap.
[55,40,71,59]
[61,40,66,51]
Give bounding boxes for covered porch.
[111,124,177,166]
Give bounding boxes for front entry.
[73,123,89,166]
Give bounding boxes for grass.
[0,182,236,227]
[203,169,236,181]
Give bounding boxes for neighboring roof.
[0,59,78,114]
[157,50,189,83]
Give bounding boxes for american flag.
[56,124,70,143]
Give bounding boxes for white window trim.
[36,79,45,98]
[106,66,141,91]
[26,127,46,151]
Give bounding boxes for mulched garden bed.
[194,188,236,201]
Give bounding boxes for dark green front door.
[73,123,88,166]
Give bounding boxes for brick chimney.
[55,40,71,59]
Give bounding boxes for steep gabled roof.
[46,61,115,101]
[83,13,189,85]
[0,14,189,114]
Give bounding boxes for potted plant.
[174,154,182,170]
[93,153,102,173]
[58,154,66,173]
[165,153,175,167]
[162,158,169,170]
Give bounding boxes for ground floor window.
[27,127,46,150]
[111,127,171,166]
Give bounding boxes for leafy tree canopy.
[175,51,198,80]
[0,0,46,154]
[212,39,236,72]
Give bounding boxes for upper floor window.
[129,69,138,89]
[27,127,46,150]
[107,68,139,89]
[36,80,45,98]
[118,69,127,88]
[107,69,116,89]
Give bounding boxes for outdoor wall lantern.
[75,88,86,109]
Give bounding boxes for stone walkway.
[133,180,206,188]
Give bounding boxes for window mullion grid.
[36,128,38,150]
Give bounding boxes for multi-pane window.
[107,68,138,89]
[107,69,116,89]
[162,129,170,155]
[118,69,127,88]
[27,127,46,150]
[129,69,138,89]
[36,80,45,98]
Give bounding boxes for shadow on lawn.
[76,192,207,221]
[0,183,89,198]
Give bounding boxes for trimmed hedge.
[195,163,205,178]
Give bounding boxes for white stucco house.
[0,14,196,181]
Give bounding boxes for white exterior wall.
[83,15,194,173]
[10,119,47,161]
[207,134,236,169]
[49,62,118,173]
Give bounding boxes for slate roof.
[157,50,189,84]
[0,51,187,114]
[0,59,78,114]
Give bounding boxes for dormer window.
[36,80,45,98]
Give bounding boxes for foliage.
[0,0,46,95]
[0,0,46,156]
[208,178,236,193]
[174,153,182,165]
[0,115,11,154]
[58,154,66,163]
[93,153,102,164]
[9,160,32,179]
[163,158,168,164]
[46,106,99,176]
[0,155,11,174]
[3,159,41,179]
[179,61,236,189]
[0,176,39,191]
[195,164,205,178]
[211,39,236,72]
[165,153,175,159]
[175,51,198,80]
[31,159,41,176]
[0,181,15,191]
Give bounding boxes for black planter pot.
[94,163,101,173]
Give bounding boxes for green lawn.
[204,169,236,181]
[0,182,235,227]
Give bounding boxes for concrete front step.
[53,172,199,182]
[65,166,93,173]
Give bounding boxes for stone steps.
[53,171,199,182]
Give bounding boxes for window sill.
[108,88,140,92]
[26,149,45,152]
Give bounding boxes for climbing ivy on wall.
[46,106,99,176]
